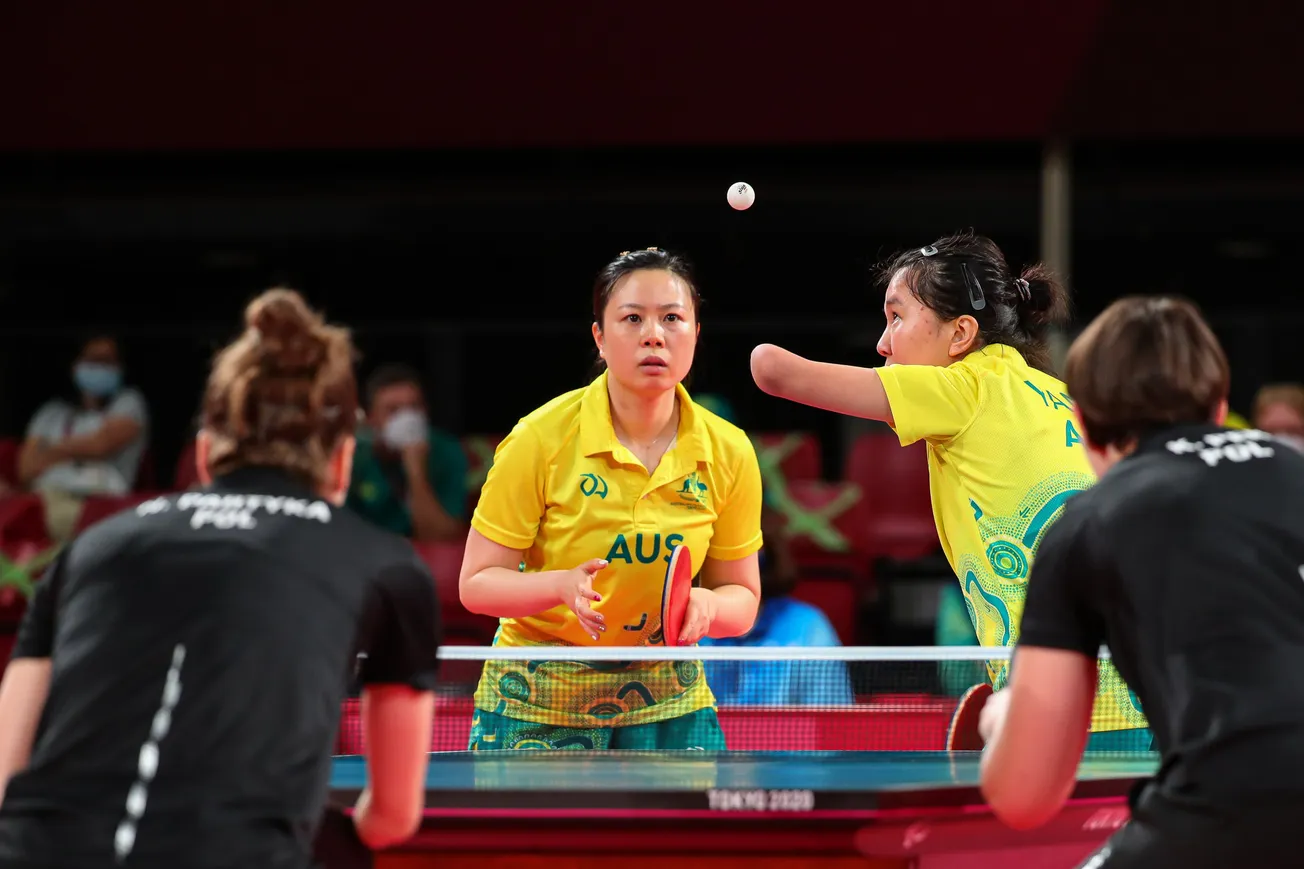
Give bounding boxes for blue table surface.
[329,750,1158,795]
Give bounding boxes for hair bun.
[1019,277,1053,313]
[245,288,326,371]
[1014,265,1070,330]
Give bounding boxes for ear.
[591,321,604,358]
[947,314,981,358]
[325,436,356,506]
[1213,398,1229,426]
[195,431,212,486]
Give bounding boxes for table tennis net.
[338,646,1151,755]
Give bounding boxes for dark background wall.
[2,0,1301,478]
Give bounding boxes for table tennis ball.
[727,182,755,211]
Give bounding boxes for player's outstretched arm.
[0,658,52,807]
[354,685,435,848]
[750,344,894,425]
[979,646,1096,830]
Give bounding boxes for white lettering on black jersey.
[1164,428,1277,467]
[0,467,442,868]
[136,491,335,531]
[1021,423,1304,808]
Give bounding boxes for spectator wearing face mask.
[1251,383,1304,453]
[346,364,468,542]
[17,335,150,540]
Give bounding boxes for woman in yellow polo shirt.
[750,231,1150,752]
[458,247,764,751]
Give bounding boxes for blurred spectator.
[1252,383,1304,452]
[346,364,467,541]
[17,335,149,541]
[701,507,853,705]
[694,392,736,422]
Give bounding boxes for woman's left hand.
[679,587,719,645]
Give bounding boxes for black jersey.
[1021,424,1304,809]
[0,468,442,869]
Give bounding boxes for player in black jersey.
[0,289,441,868]
[979,296,1304,867]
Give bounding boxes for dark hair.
[590,247,702,373]
[364,363,424,408]
[202,288,357,487]
[877,230,1071,374]
[1065,296,1230,450]
[76,333,120,357]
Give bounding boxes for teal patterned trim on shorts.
[468,701,726,751]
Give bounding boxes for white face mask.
[381,407,428,449]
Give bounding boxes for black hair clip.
[961,262,987,311]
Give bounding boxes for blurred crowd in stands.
[4,333,1304,691]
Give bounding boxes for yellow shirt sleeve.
[470,421,547,551]
[707,440,765,561]
[876,362,983,446]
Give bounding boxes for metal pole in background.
[1040,140,1073,373]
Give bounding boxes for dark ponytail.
[876,231,1071,374]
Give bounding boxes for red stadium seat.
[845,433,938,560]
[751,432,822,487]
[0,494,50,555]
[412,540,465,607]
[0,528,59,676]
[73,493,160,537]
[410,539,498,648]
[791,578,858,645]
[782,479,874,585]
[174,440,201,491]
[0,583,27,630]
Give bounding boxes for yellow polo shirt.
[877,344,1147,734]
[470,371,765,728]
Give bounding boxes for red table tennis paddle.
[946,682,994,751]
[660,544,694,646]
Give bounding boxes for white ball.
[727,181,755,211]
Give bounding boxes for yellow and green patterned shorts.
[468,701,725,751]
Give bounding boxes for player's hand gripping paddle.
[946,683,994,751]
[660,544,694,646]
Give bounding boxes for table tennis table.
[328,749,1156,869]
